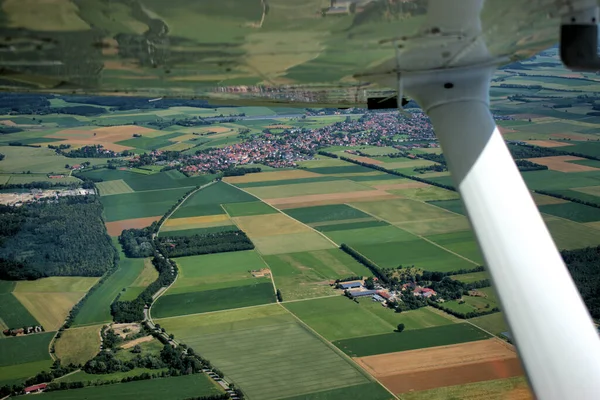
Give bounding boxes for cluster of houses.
[338,279,438,304]
[3,325,44,337]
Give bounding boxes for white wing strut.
[404,65,600,399]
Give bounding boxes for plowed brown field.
[106,216,161,236]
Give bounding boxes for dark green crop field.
[539,202,600,223]
[285,204,372,224]
[0,332,54,367]
[171,182,257,218]
[333,324,490,357]
[152,282,276,318]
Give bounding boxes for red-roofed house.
[24,383,47,394]
[414,287,437,298]
[376,290,392,300]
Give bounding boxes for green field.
[0,145,106,174]
[54,324,102,366]
[234,176,344,189]
[544,216,600,249]
[159,307,374,400]
[263,249,371,300]
[119,259,158,301]
[101,187,190,221]
[222,201,278,217]
[316,220,390,232]
[73,243,145,326]
[285,297,453,341]
[521,170,600,191]
[284,204,372,224]
[245,180,371,199]
[426,199,466,215]
[390,186,460,202]
[0,293,40,329]
[334,323,491,357]
[13,277,99,293]
[280,382,392,400]
[470,312,510,336]
[323,225,415,246]
[251,231,336,255]
[351,199,457,224]
[426,231,484,265]
[0,360,54,387]
[0,280,15,293]
[95,179,134,196]
[171,182,257,218]
[539,202,600,223]
[0,332,54,367]
[353,239,475,271]
[450,271,490,283]
[152,282,276,318]
[306,165,375,175]
[30,374,224,400]
[55,368,169,384]
[442,291,500,315]
[117,132,186,151]
[79,169,214,192]
[172,251,266,285]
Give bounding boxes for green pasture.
[0,360,53,387]
[279,382,391,400]
[427,199,466,216]
[222,201,277,217]
[553,188,600,204]
[159,225,238,237]
[13,277,98,293]
[55,368,169,384]
[351,199,457,224]
[334,323,491,357]
[353,239,475,271]
[171,182,257,218]
[245,180,371,199]
[470,312,510,336]
[234,176,344,188]
[152,282,276,318]
[306,165,375,175]
[73,243,145,326]
[521,170,600,191]
[251,231,336,255]
[316,220,390,232]
[80,169,215,192]
[117,132,185,151]
[426,231,484,264]
[0,280,15,293]
[161,310,371,400]
[101,187,190,221]
[95,179,134,196]
[395,216,472,236]
[539,202,600,223]
[390,186,460,202]
[0,145,106,174]
[545,215,600,249]
[323,225,414,246]
[31,374,224,400]
[0,332,54,367]
[0,293,39,329]
[264,249,372,300]
[286,297,453,341]
[285,204,372,224]
[451,271,490,283]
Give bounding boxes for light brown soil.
[105,216,161,236]
[0,120,16,126]
[48,126,161,151]
[498,126,517,134]
[251,268,271,278]
[265,190,398,206]
[358,339,523,394]
[526,156,598,172]
[378,358,524,394]
[355,339,518,377]
[350,155,383,164]
[232,214,309,237]
[373,182,429,190]
[112,323,141,338]
[524,140,573,148]
[121,335,154,349]
[276,195,399,209]
[224,170,322,183]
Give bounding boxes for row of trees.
[0,196,118,280]
[508,143,600,162]
[562,246,600,319]
[0,152,4,161]
[339,243,389,284]
[60,145,130,158]
[111,253,177,322]
[428,300,500,319]
[158,230,254,258]
[336,155,457,191]
[535,189,600,209]
[222,167,262,177]
[515,159,549,171]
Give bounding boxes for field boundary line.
[155,180,217,237]
[222,180,340,248]
[279,303,399,400]
[151,302,277,321]
[351,204,480,266]
[281,294,340,303]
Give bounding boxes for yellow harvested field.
[121,335,154,349]
[55,325,102,366]
[49,125,162,150]
[524,140,573,148]
[380,159,436,169]
[396,216,472,236]
[130,259,159,288]
[233,214,310,237]
[161,142,194,152]
[585,221,600,230]
[373,182,429,190]
[106,216,161,237]
[14,277,99,293]
[0,120,16,126]
[224,169,322,184]
[163,215,230,228]
[265,190,398,206]
[525,156,599,172]
[356,339,517,378]
[532,192,569,206]
[13,292,84,331]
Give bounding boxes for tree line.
[222,166,262,177]
[562,246,600,319]
[157,230,254,258]
[428,300,500,319]
[535,189,600,209]
[111,253,177,322]
[0,181,86,190]
[515,159,548,171]
[339,244,389,284]
[0,196,118,280]
[508,143,600,162]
